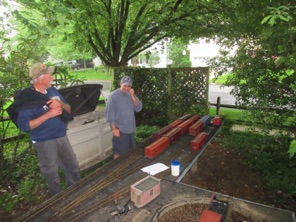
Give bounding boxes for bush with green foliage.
[94,65,106,73]
[135,125,160,144]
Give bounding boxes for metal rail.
[61,148,188,222]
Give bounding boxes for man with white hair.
[8,63,80,197]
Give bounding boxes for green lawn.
[209,107,249,122]
[70,68,112,80]
[73,69,231,83]
[210,73,231,84]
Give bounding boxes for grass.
[209,107,251,122]
[74,69,231,83]
[210,73,231,84]
[70,68,112,80]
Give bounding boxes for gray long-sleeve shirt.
[105,88,142,134]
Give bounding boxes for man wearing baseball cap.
[7,63,80,197]
[105,76,143,159]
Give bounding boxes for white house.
[94,37,235,69]
[188,38,221,67]
[136,37,223,68]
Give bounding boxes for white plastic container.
[59,84,113,172]
[171,160,181,176]
[67,113,112,171]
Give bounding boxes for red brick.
[145,137,171,159]
[198,210,221,222]
[152,125,173,141]
[163,127,183,142]
[189,120,204,136]
[190,132,208,151]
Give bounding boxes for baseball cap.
[120,76,133,86]
[29,63,55,79]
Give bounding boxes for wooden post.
[216,97,221,115]
[167,69,172,119]
[205,67,210,115]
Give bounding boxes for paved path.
[86,80,237,105]
[85,80,111,101]
[208,83,236,105]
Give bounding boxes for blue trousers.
[33,136,80,196]
[112,132,135,155]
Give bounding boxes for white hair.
[32,74,45,82]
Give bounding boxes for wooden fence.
[113,67,210,125]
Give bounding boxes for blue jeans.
[33,136,80,196]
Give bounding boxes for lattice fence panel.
[170,68,209,118]
[113,67,209,125]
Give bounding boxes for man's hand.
[46,106,63,118]
[29,100,62,130]
[112,128,120,137]
[47,98,71,114]
[129,88,135,96]
[128,88,139,106]
[47,99,62,109]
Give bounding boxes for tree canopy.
[168,38,191,67]
[13,0,228,67]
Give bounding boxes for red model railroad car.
[152,125,173,141]
[163,127,183,142]
[176,115,200,134]
[145,137,171,159]
[190,132,208,151]
[213,115,222,126]
[189,120,204,136]
[169,119,183,128]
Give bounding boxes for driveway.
[208,83,236,105]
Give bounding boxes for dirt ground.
[182,139,296,214]
[157,138,296,222]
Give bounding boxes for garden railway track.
[13,116,295,222]
[15,126,198,222]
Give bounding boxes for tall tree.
[48,40,94,65]
[168,38,191,67]
[14,0,228,67]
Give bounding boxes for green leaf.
[261,15,272,25]
[288,140,296,158]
